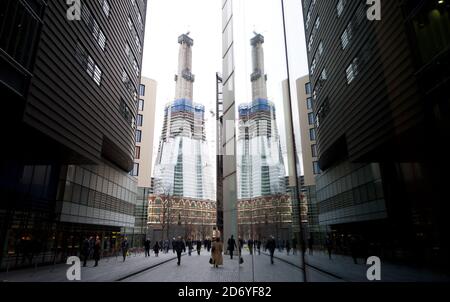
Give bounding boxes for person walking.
[93,236,101,267]
[266,236,276,265]
[206,238,211,252]
[196,240,202,256]
[153,241,160,257]
[308,235,314,256]
[88,236,95,259]
[172,238,177,254]
[248,239,254,255]
[121,237,129,262]
[238,237,244,256]
[144,239,151,258]
[325,235,333,260]
[186,238,193,256]
[286,239,291,256]
[82,237,90,267]
[174,236,185,266]
[211,237,223,268]
[227,235,237,259]
[292,237,297,255]
[256,240,261,255]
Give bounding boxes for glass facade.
[0,163,138,271]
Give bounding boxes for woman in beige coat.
[211,237,223,268]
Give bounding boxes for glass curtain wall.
[222,0,306,282]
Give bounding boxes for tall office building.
[216,73,224,235]
[237,34,286,199]
[220,0,239,244]
[301,0,450,266]
[132,77,157,246]
[152,34,214,201]
[296,75,328,244]
[0,0,147,270]
[148,34,216,240]
[236,34,290,240]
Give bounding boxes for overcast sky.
[141,0,309,177]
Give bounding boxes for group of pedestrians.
[81,236,102,267]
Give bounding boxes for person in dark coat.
[93,236,101,267]
[248,239,254,255]
[292,237,297,255]
[196,240,202,255]
[256,240,261,255]
[172,238,176,254]
[82,237,90,267]
[121,238,129,262]
[174,236,185,266]
[286,240,291,255]
[325,235,333,260]
[227,235,237,259]
[266,236,276,265]
[186,238,193,256]
[153,241,160,257]
[144,239,151,257]
[308,235,314,255]
[238,238,244,256]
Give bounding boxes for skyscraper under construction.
[237,34,286,199]
[153,34,214,201]
[236,34,290,240]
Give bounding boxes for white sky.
[141,0,309,178]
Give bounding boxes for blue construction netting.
[239,99,274,117]
[169,99,205,114]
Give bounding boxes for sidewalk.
[125,250,305,282]
[0,251,178,282]
[266,249,450,282]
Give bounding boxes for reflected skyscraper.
[237,34,286,199]
[236,34,290,240]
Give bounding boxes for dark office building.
[301,0,449,267]
[216,72,224,235]
[0,0,147,270]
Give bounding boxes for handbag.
[209,258,213,264]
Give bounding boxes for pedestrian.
[286,240,291,255]
[172,238,176,254]
[89,236,94,259]
[207,238,211,252]
[93,236,101,267]
[196,240,202,256]
[292,237,297,255]
[256,240,261,255]
[174,236,185,266]
[248,239,254,255]
[144,239,151,257]
[227,235,237,259]
[82,237,90,267]
[325,235,333,260]
[211,237,223,268]
[153,241,160,257]
[187,238,193,256]
[238,237,244,257]
[266,236,276,265]
[121,237,129,262]
[308,235,314,256]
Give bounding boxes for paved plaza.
[1,248,449,282]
